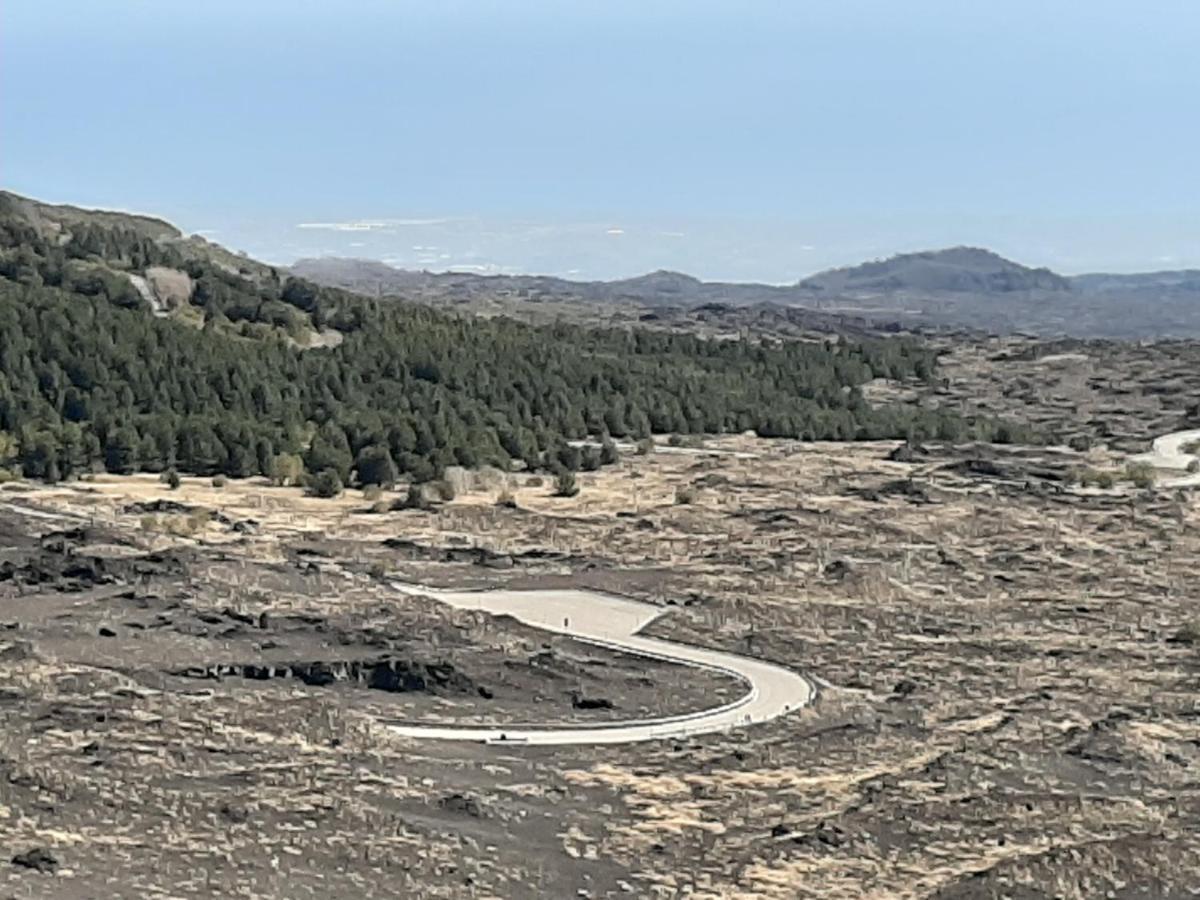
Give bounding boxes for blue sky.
[3,0,1197,279]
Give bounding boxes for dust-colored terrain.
[2,346,1200,897]
[867,335,1200,452]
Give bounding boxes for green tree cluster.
[0,203,999,487]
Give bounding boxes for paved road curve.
[1130,428,1200,489]
[385,583,813,746]
[6,430,1194,747]
[386,429,1200,746]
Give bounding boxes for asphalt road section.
[385,583,813,746]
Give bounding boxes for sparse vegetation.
[3,405,1199,898]
[1070,465,1154,490]
[553,469,578,498]
[270,453,304,487]
[580,447,602,472]
[397,482,428,510]
[600,436,620,465]
[1172,621,1200,645]
[675,485,698,505]
[1124,461,1157,489]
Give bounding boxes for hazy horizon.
[4,0,1197,280]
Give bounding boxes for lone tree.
[600,436,620,465]
[355,444,398,488]
[553,469,579,498]
[269,453,304,486]
[398,481,428,510]
[161,467,181,490]
[307,468,343,498]
[580,446,602,472]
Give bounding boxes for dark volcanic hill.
[797,247,1072,295]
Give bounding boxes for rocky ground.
[1,340,1199,897]
[866,335,1200,453]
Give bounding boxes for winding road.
[1130,428,1200,489]
[387,428,1200,747]
[4,428,1196,748]
[385,583,813,745]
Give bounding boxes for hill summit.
[798,246,1072,295]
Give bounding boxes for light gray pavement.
[1129,428,1200,489]
[385,583,813,746]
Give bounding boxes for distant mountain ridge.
[292,247,1200,339]
[290,258,795,306]
[10,184,1195,339]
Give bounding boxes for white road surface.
[1129,428,1200,489]
[385,583,813,745]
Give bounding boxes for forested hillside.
[0,193,1000,486]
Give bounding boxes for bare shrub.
[395,483,428,510]
[442,466,472,497]
[1123,461,1156,489]
[476,466,508,492]
[675,485,698,505]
